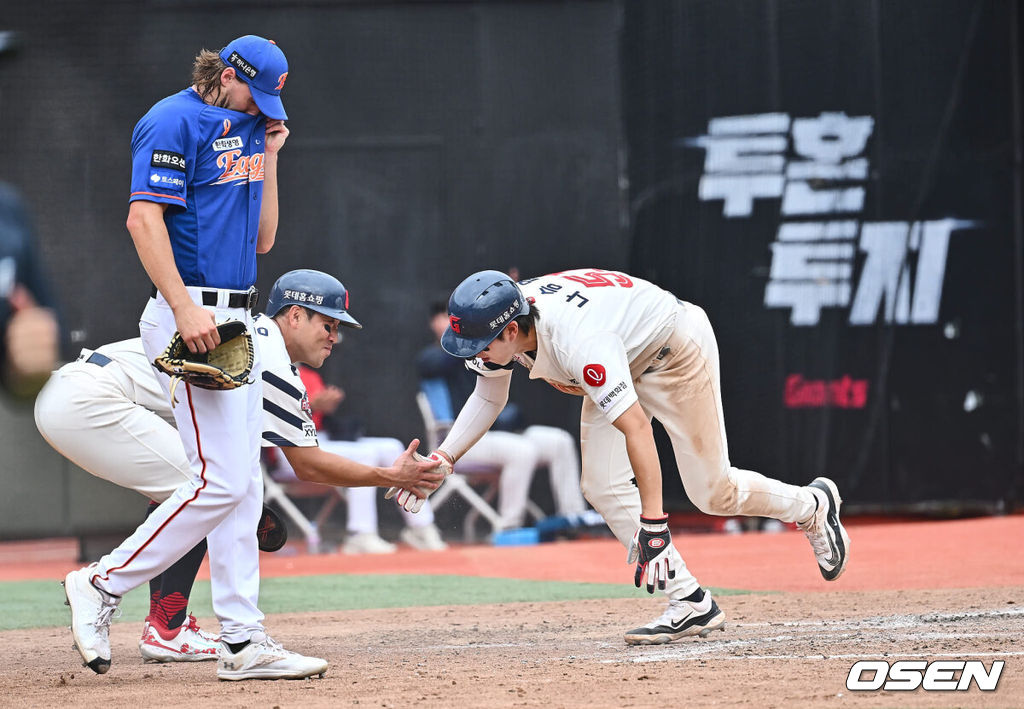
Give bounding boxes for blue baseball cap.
[219,35,289,120]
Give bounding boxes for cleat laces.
[94,602,121,631]
[652,599,688,627]
[805,527,831,559]
[799,500,835,563]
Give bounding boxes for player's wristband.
[639,514,669,532]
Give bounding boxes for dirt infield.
[2,516,1022,707]
[4,588,1021,708]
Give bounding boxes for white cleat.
[342,532,397,555]
[400,524,448,551]
[62,566,120,674]
[799,477,851,581]
[624,591,726,646]
[217,631,328,681]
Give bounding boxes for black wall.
[0,0,625,447]
[1,1,1020,540]
[623,0,1023,510]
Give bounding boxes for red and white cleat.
[139,614,220,662]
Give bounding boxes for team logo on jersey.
[221,119,232,137]
[597,381,628,410]
[449,315,462,334]
[150,173,184,189]
[151,150,186,172]
[226,51,258,80]
[213,136,244,151]
[300,392,312,417]
[583,364,606,387]
[212,149,265,185]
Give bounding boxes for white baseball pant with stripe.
[88,289,265,643]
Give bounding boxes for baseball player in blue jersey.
[61,36,323,680]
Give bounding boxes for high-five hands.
[385,450,453,513]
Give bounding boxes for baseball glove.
[257,504,288,552]
[153,320,254,405]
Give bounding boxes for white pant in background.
[320,436,435,533]
[457,424,587,528]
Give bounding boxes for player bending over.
[43,270,442,672]
[390,269,850,645]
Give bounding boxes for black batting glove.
[626,514,677,593]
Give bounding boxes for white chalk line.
[737,606,1024,630]
[414,607,1024,664]
[616,650,1024,663]
[610,636,1024,664]
[604,607,1024,664]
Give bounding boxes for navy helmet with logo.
[441,270,529,358]
[266,269,362,329]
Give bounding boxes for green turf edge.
[1,574,751,631]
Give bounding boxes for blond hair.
[191,48,228,105]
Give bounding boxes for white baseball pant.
[273,435,437,534]
[89,291,265,643]
[579,301,818,599]
[34,360,190,502]
[457,425,587,528]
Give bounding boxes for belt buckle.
[245,286,259,312]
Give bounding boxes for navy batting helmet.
[440,270,529,358]
[266,269,362,329]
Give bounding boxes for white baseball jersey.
[252,313,318,449]
[53,308,318,643]
[468,269,679,422]
[454,268,820,605]
[69,319,319,450]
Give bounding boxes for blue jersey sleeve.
[129,98,192,208]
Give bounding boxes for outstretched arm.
[281,437,444,490]
[436,371,511,462]
[612,401,677,593]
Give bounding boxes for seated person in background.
[1,183,59,399]
[417,301,587,529]
[269,364,447,553]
